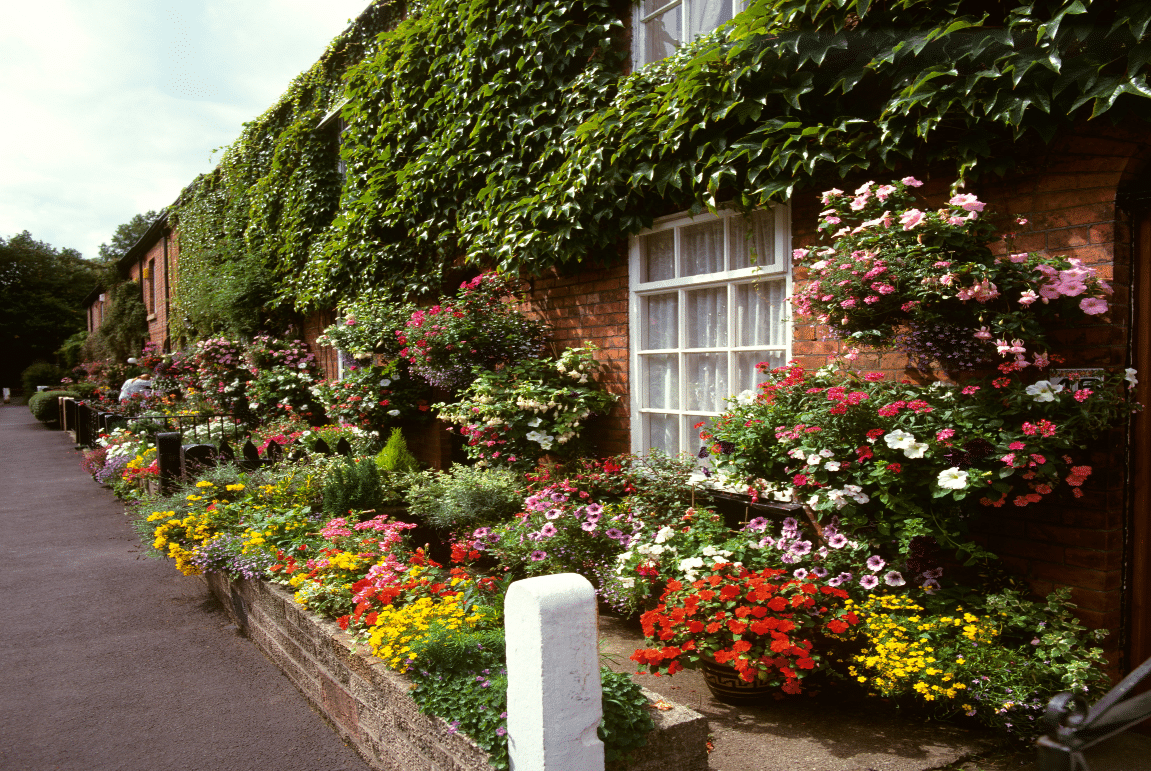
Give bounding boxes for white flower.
[806,453,821,465]
[903,441,929,459]
[653,526,675,544]
[1025,380,1064,402]
[824,460,841,471]
[678,556,704,572]
[937,467,968,490]
[527,416,543,427]
[819,448,834,457]
[379,378,392,387]
[736,389,757,405]
[387,409,400,417]
[884,429,916,450]
[1126,368,1139,389]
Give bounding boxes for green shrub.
[375,428,421,472]
[21,361,63,396]
[27,389,79,423]
[406,464,524,532]
[322,456,385,520]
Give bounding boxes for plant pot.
[699,657,773,705]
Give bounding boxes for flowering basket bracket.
[1036,655,1151,770]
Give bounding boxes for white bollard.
[505,573,604,771]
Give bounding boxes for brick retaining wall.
[202,572,709,771]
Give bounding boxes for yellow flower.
[196,480,215,488]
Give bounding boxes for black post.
[156,432,183,494]
[76,402,91,447]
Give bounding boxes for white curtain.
[644,293,678,349]
[644,354,679,410]
[736,280,784,347]
[689,0,731,37]
[681,219,724,276]
[642,230,675,281]
[687,287,726,348]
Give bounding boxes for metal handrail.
[1037,655,1151,770]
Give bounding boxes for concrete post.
[505,573,604,771]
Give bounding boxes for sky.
[0,0,374,260]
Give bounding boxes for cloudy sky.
[0,0,373,260]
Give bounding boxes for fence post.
[156,432,183,494]
[505,573,604,771]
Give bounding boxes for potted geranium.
[631,560,860,703]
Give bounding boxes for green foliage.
[55,331,89,370]
[321,456,385,519]
[599,670,654,764]
[376,428,421,472]
[168,0,1151,323]
[318,288,413,360]
[86,282,149,363]
[27,389,79,423]
[0,231,98,387]
[21,361,64,395]
[406,464,524,531]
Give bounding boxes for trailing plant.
[317,289,413,360]
[435,344,618,468]
[704,361,1139,559]
[397,273,548,391]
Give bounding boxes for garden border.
[202,572,709,771]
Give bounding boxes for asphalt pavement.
[0,403,372,771]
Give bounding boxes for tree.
[0,231,99,390]
[97,210,160,264]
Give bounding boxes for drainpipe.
[162,229,171,351]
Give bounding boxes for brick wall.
[202,572,708,771]
[122,228,179,352]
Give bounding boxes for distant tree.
[97,210,160,264]
[0,231,99,390]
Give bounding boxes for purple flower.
[790,540,813,556]
[793,568,809,580]
[884,570,906,587]
[860,575,879,590]
[827,576,843,587]
[866,555,886,572]
[605,528,623,539]
[540,523,558,538]
[811,566,829,578]
[923,579,941,594]
[781,553,799,564]
[923,567,944,579]
[585,512,601,524]
[473,527,491,539]
[496,727,507,736]
[782,517,799,532]
[758,536,776,549]
[581,521,597,532]
[745,517,768,532]
[827,533,848,549]
[551,493,568,503]
[585,503,604,516]
[530,550,547,561]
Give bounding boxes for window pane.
[686,352,728,411]
[686,287,727,348]
[689,0,732,36]
[644,7,680,64]
[736,280,785,347]
[648,413,679,455]
[681,218,724,276]
[730,209,775,270]
[644,354,679,409]
[641,230,675,282]
[643,293,678,349]
[736,350,785,393]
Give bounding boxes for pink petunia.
[1080,296,1108,315]
[899,209,925,230]
[901,176,924,187]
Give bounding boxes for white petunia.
[653,526,675,544]
[903,441,929,459]
[937,467,968,490]
[884,429,916,450]
[1025,380,1064,402]
[1126,368,1139,389]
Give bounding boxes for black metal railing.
[74,401,243,448]
[1038,655,1151,770]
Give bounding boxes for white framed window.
[634,0,743,67]
[629,205,791,458]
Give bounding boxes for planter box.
[202,572,709,771]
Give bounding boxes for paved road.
[0,404,373,771]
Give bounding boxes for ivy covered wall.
[170,0,1151,339]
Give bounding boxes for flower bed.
[203,572,708,771]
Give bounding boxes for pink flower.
[793,248,810,260]
[936,429,955,441]
[900,209,925,230]
[821,188,844,204]
[948,193,985,212]
[947,216,966,225]
[824,216,842,225]
[1074,389,1093,402]
[1009,253,1029,263]
[1080,296,1108,315]
[850,195,870,210]
[1008,441,1025,450]
[1019,290,1040,306]
[841,298,857,308]
[1016,217,1029,225]
[1032,352,1050,369]
[901,176,924,187]
[864,295,880,304]
[875,185,896,200]
[974,326,993,340]
[962,385,980,395]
